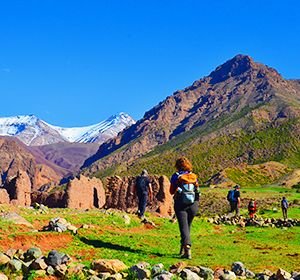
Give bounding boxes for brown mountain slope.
[30,142,99,173]
[83,54,300,174]
[0,137,64,190]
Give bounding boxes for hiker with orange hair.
[170,157,200,259]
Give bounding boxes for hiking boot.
[181,245,191,259]
[179,244,184,255]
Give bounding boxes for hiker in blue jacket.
[227,185,241,216]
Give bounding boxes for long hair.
[175,157,193,172]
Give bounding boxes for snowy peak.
[0,113,135,146]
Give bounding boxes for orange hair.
[175,157,193,172]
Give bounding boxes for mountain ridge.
[0,112,135,146]
[82,54,300,178]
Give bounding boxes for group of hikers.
[134,157,290,260]
[226,184,289,220]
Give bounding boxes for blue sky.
[0,0,299,127]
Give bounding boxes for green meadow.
[0,186,299,275]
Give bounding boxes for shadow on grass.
[80,237,174,258]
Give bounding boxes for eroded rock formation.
[65,175,105,209]
[0,189,9,204]
[105,175,173,217]
[5,171,31,206]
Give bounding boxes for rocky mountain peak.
[208,54,257,84]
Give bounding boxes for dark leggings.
[175,201,199,246]
[137,192,148,216]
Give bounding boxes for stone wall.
[65,175,106,209]
[105,175,173,217]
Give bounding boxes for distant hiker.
[170,157,200,259]
[135,169,153,220]
[248,198,257,219]
[281,196,289,220]
[227,185,241,216]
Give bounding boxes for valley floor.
[0,187,299,274]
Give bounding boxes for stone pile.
[0,248,70,279]
[0,248,299,280]
[42,217,78,234]
[207,215,300,228]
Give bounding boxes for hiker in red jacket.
[248,198,257,219]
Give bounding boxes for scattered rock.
[180,268,202,280]
[92,259,127,274]
[123,214,131,225]
[169,262,187,274]
[30,256,48,270]
[24,247,43,261]
[0,253,10,265]
[199,266,214,280]
[8,259,23,272]
[153,271,174,280]
[0,212,33,228]
[107,273,123,280]
[55,263,68,277]
[245,269,255,279]
[129,262,151,279]
[291,272,300,280]
[276,268,291,280]
[232,262,246,276]
[46,250,70,266]
[208,215,300,228]
[152,263,165,277]
[43,217,78,233]
[0,273,8,280]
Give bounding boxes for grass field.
[0,187,299,275]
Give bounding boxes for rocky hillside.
[83,55,300,180]
[0,137,66,190]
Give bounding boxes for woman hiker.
[170,157,200,259]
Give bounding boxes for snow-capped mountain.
[0,113,135,146]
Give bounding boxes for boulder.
[276,268,291,280]
[152,263,165,277]
[0,273,8,280]
[0,212,33,228]
[0,253,10,265]
[55,264,68,277]
[92,259,127,274]
[107,273,123,280]
[180,268,202,280]
[129,262,151,279]
[292,272,300,280]
[153,272,174,280]
[231,262,246,276]
[30,256,48,270]
[46,250,70,266]
[8,259,23,272]
[199,266,214,280]
[245,269,255,278]
[24,247,42,261]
